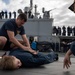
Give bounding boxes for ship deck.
[0,51,75,75]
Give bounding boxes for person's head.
[0,56,22,70]
[16,13,27,27]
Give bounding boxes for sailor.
[0,13,37,54]
[0,48,58,70]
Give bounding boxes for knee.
[0,37,7,45]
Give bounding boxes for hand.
[63,54,71,69]
[22,46,38,54]
[29,49,38,55]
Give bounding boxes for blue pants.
[9,48,57,67]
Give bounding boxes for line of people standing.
[0,11,16,19]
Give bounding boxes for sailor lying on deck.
[0,48,58,70]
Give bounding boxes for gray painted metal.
[0,18,53,42]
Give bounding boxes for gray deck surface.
[0,51,75,75]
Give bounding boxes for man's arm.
[7,30,37,54]
[63,49,72,69]
[7,30,27,49]
[21,34,38,54]
[21,34,30,48]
